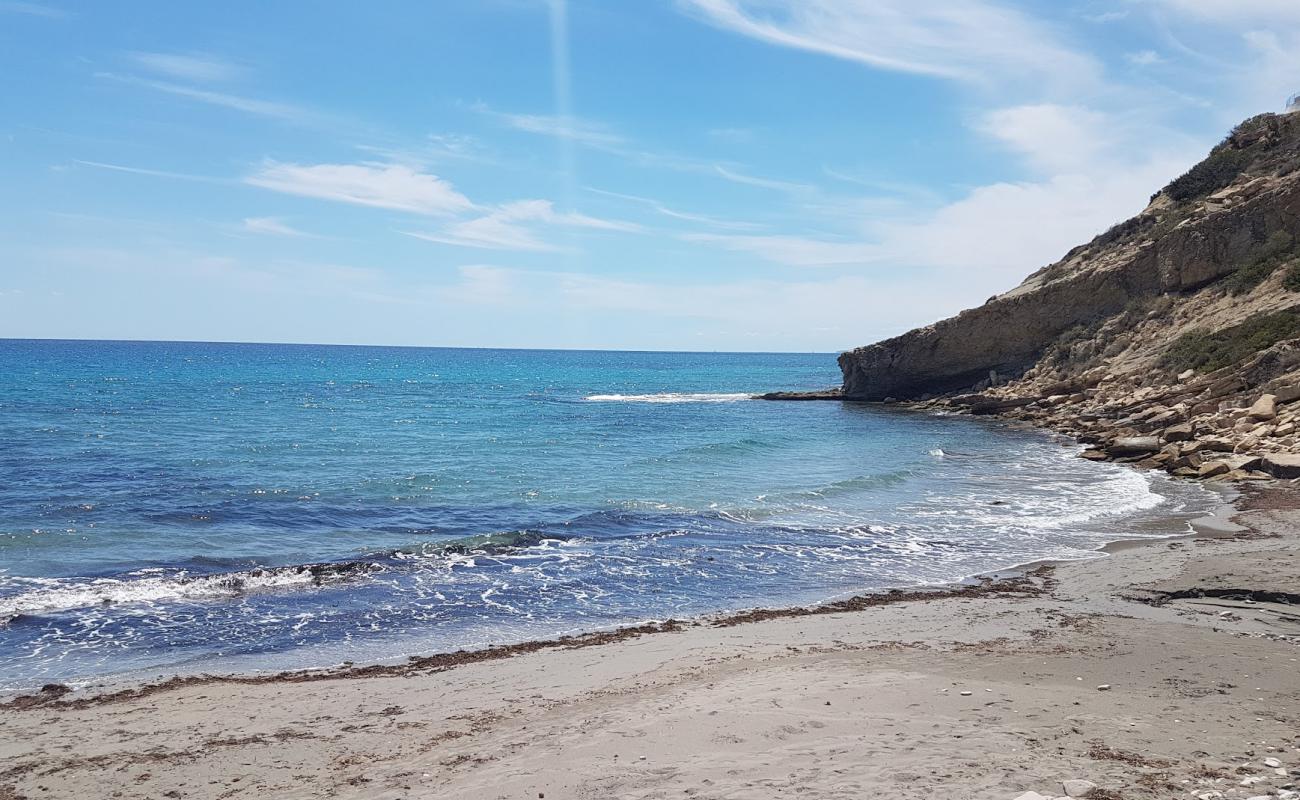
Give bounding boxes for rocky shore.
[909,364,1300,484]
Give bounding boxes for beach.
[2,486,1296,800]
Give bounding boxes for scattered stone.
[1264,757,1282,768]
[1011,793,1052,800]
[1106,436,1160,456]
[1096,684,1111,691]
[1198,461,1231,479]
[1248,394,1278,421]
[960,691,973,696]
[1061,779,1097,797]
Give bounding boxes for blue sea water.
[0,339,1215,691]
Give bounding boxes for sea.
[0,339,1217,692]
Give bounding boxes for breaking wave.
[583,392,752,403]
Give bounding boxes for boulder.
[1263,453,1300,478]
[1224,454,1264,471]
[1062,780,1098,798]
[1163,423,1195,442]
[969,397,1037,415]
[1199,461,1232,479]
[1273,384,1300,404]
[1106,436,1160,456]
[1248,394,1278,421]
[1200,437,1235,452]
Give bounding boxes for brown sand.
[0,487,1296,800]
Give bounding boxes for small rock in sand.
[1264,757,1282,768]
[1012,792,1052,800]
[1061,779,1097,797]
[1096,684,1111,691]
[960,691,973,696]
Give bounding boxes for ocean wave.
[583,392,752,403]
[386,529,575,559]
[0,560,384,617]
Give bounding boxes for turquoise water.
[0,340,1214,691]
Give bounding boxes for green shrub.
[1161,146,1253,203]
[1224,231,1298,295]
[1161,310,1300,374]
[1284,264,1300,292]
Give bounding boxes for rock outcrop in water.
[835,111,1300,482]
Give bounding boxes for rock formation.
[834,111,1300,482]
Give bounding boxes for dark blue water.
[0,340,1214,690]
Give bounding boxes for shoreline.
[0,448,1223,708]
[2,481,1295,798]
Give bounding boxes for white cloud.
[246,161,475,216]
[129,52,243,82]
[241,217,311,237]
[976,104,1119,175]
[680,0,1101,91]
[404,199,639,252]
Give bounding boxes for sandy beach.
[0,486,1296,800]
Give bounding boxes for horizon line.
[0,335,842,357]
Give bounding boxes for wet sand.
[1,487,1297,800]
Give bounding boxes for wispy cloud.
[241,217,313,237]
[1126,49,1163,66]
[128,52,245,82]
[683,232,878,266]
[586,187,761,230]
[73,159,225,183]
[0,2,68,18]
[246,161,476,216]
[403,199,639,252]
[1081,10,1128,23]
[713,165,812,194]
[680,0,1101,92]
[96,72,309,122]
[478,103,787,186]
[482,107,624,148]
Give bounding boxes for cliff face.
[840,112,1300,401]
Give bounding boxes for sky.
[2,1,1300,352]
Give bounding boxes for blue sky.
[3,0,1299,351]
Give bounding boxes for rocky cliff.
[840,111,1300,401]
[837,111,1300,482]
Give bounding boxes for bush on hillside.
[1223,231,1298,295]
[1161,146,1253,203]
[1161,310,1300,374]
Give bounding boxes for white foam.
[583,393,752,404]
[0,567,355,617]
